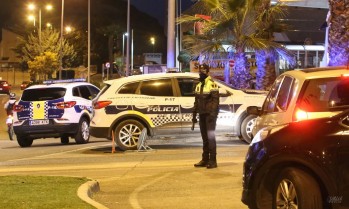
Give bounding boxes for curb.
[77,180,109,209]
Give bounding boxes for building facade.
[0,28,21,69]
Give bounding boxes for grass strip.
[0,175,95,209]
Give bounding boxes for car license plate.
[29,120,49,126]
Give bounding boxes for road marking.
[129,172,173,209]
[1,143,112,163]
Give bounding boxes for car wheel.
[273,168,323,209]
[17,136,33,147]
[240,115,256,144]
[115,119,145,151]
[61,136,69,144]
[74,118,90,144]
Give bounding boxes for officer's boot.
[207,154,217,169]
[194,153,209,167]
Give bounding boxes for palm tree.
[328,0,349,66]
[254,1,291,90]
[178,0,293,89]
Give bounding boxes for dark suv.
[242,110,349,209]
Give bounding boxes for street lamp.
[27,3,53,46]
[46,23,52,29]
[150,37,155,53]
[27,15,36,27]
[65,26,72,33]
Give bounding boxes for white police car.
[90,73,266,150]
[13,79,100,147]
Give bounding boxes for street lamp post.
[27,3,52,47]
[59,0,64,80]
[122,33,128,73]
[131,29,134,72]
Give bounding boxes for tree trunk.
[255,50,276,90]
[328,0,349,66]
[231,52,252,89]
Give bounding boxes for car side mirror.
[219,88,230,97]
[247,106,261,116]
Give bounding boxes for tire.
[240,115,256,144]
[17,136,33,147]
[74,118,90,144]
[114,119,145,151]
[61,136,69,144]
[273,168,323,209]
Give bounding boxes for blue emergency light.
[43,78,86,84]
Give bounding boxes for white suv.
[13,79,100,147]
[248,66,349,137]
[90,73,266,150]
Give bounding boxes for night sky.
[0,0,195,28]
[131,0,195,25]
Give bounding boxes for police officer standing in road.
[192,64,219,169]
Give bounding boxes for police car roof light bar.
[43,78,86,84]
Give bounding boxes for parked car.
[13,79,100,147]
[248,66,349,138]
[90,73,266,150]
[20,81,32,90]
[0,80,11,94]
[242,110,349,209]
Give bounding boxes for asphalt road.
[0,87,249,209]
[0,132,249,209]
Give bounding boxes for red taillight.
[94,101,112,109]
[13,104,23,112]
[56,101,76,109]
[293,107,308,121]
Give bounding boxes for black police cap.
[199,63,209,72]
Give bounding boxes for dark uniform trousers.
[199,113,217,161]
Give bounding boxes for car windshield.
[298,77,349,112]
[21,88,66,101]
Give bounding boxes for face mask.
[199,73,208,82]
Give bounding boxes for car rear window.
[21,88,66,101]
[118,82,139,94]
[298,77,349,112]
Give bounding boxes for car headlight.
[250,124,288,145]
